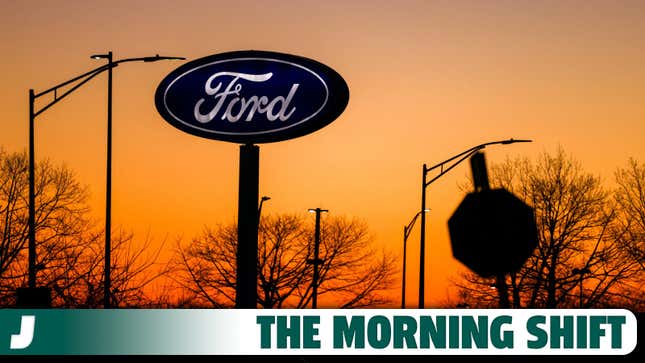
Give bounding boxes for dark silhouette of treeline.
[1,147,642,310]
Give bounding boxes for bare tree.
[0,149,89,305]
[454,148,643,310]
[600,158,645,310]
[49,229,170,308]
[0,149,169,307]
[613,158,645,270]
[173,213,397,308]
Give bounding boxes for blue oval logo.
[155,50,349,143]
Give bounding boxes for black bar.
[236,144,259,308]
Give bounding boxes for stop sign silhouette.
[448,188,538,277]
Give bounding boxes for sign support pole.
[471,152,510,308]
[236,144,259,308]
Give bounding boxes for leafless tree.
[50,229,170,308]
[613,158,645,270]
[173,213,397,308]
[0,149,88,305]
[454,148,644,310]
[0,149,169,307]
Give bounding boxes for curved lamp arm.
[31,54,186,118]
[424,138,532,187]
[404,209,430,241]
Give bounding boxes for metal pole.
[312,209,322,309]
[402,225,407,309]
[104,51,113,309]
[236,144,259,308]
[28,89,36,289]
[418,164,427,308]
[307,208,327,308]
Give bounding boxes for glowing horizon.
[1,0,644,307]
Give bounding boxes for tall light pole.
[28,89,36,291]
[308,207,328,308]
[417,138,532,308]
[90,52,185,308]
[25,52,184,308]
[96,51,114,310]
[402,209,429,309]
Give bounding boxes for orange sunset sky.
[1,0,644,307]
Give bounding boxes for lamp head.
[90,54,110,60]
[143,54,187,62]
[308,208,329,213]
[501,138,532,145]
[261,196,271,202]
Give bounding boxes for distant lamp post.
[257,196,271,244]
[402,209,429,309]
[25,51,184,308]
[307,207,328,308]
[417,138,532,308]
[572,267,590,308]
[258,196,271,218]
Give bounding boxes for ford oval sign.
[155,50,349,143]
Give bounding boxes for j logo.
[10,315,35,349]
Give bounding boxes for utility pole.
[308,208,328,308]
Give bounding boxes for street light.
[257,196,271,248]
[307,207,328,308]
[90,52,185,309]
[258,196,271,218]
[402,209,429,309]
[417,138,532,308]
[25,51,184,308]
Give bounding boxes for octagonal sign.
[448,188,538,277]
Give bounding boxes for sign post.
[236,144,259,308]
[469,152,509,307]
[155,50,349,308]
[448,152,538,307]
